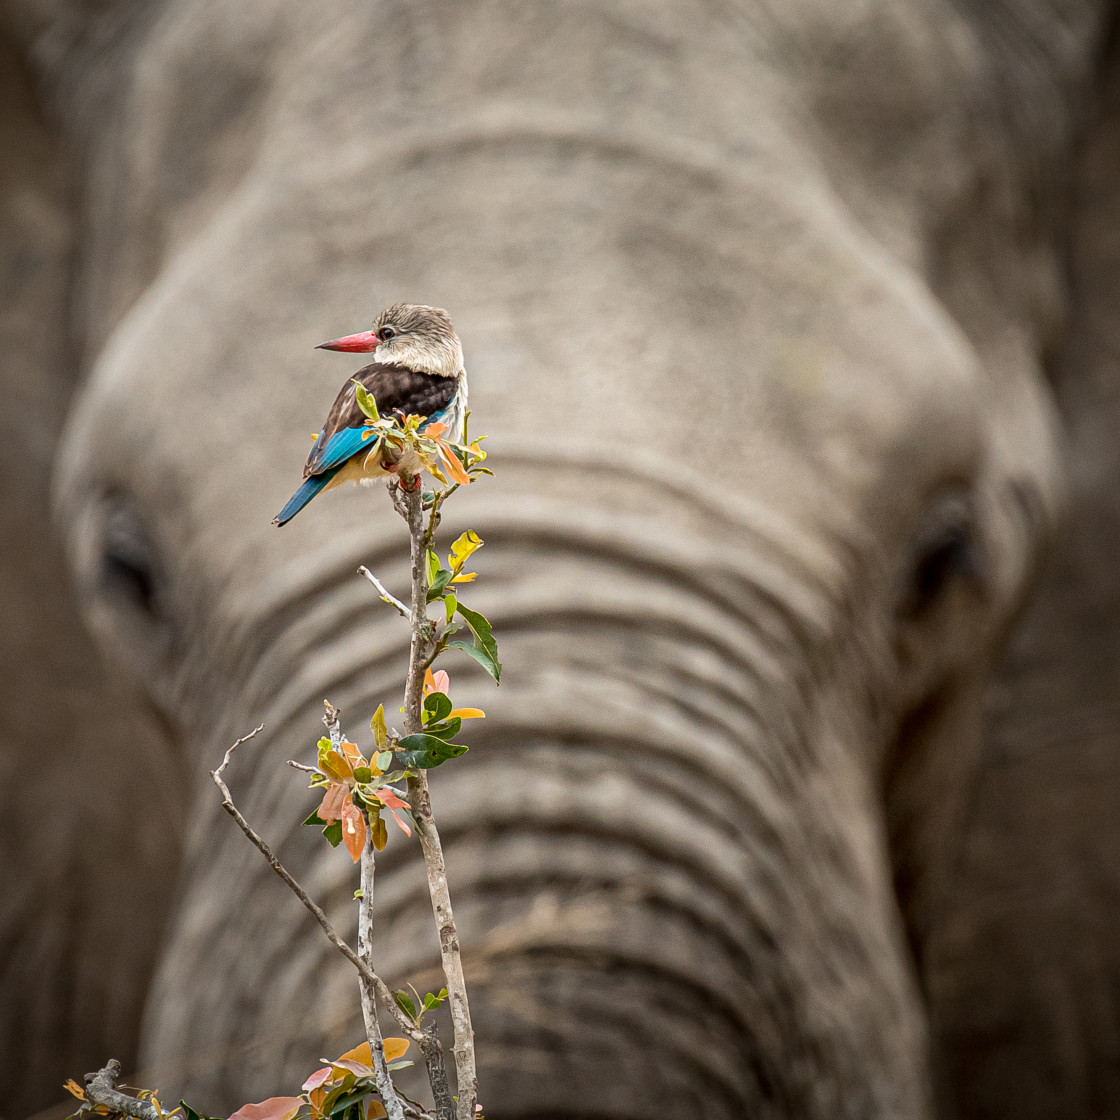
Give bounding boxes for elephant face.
[43,0,1071,1115]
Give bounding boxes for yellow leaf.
[448,708,485,720]
[370,704,388,750]
[416,448,447,484]
[64,1079,86,1101]
[319,749,354,783]
[449,571,476,584]
[448,530,483,574]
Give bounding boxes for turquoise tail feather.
[273,470,337,526]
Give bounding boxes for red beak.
[316,329,381,353]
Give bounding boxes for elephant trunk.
[139,454,931,1119]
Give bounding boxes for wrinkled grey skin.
[3,1,1120,1117]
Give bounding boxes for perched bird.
[273,303,468,526]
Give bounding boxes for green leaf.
[448,530,483,574]
[425,548,441,587]
[393,734,468,768]
[446,638,502,684]
[455,603,501,683]
[426,568,453,602]
[306,808,345,847]
[444,592,457,622]
[423,691,453,724]
[423,988,448,1011]
[352,380,380,421]
[180,1105,222,1120]
[423,717,462,741]
[387,1060,414,1071]
[375,750,393,771]
[370,704,389,751]
[394,990,418,1020]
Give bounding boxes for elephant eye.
[100,497,162,619]
[898,503,981,619]
[378,327,396,341]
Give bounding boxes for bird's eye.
[378,327,396,341]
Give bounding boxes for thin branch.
[287,760,320,776]
[210,728,423,1044]
[81,1061,159,1120]
[359,565,412,620]
[419,1022,455,1120]
[397,472,479,1120]
[358,822,407,1120]
[325,690,449,1116]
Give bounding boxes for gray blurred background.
[3,2,1120,1119]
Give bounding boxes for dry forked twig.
[79,1060,159,1120]
[359,565,412,620]
[210,728,423,1047]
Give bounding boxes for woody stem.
[397,471,478,1120]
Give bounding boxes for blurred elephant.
[3,1,1120,1118]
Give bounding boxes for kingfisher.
[273,303,468,526]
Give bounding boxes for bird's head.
[317,303,464,379]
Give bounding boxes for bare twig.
[396,472,479,1120]
[358,825,407,1120]
[359,565,412,619]
[210,728,423,1045]
[287,759,320,776]
[81,1061,159,1120]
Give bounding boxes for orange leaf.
[336,1042,373,1065]
[319,781,348,822]
[367,1103,388,1120]
[331,1040,374,1075]
[448,708,485,720]
[388,809,412,838]
[374,787,410,810]
[340,740,366,767]
[228,1097,302,1120]
[436,441,471,485]
[302,1067,333,1092]
[424,421,449,439]
[63,1079,86,1101]
[383,1037,411,1062]
[341,795,366,863]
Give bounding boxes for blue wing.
[273,470,338,526]
[306,426,372,474]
